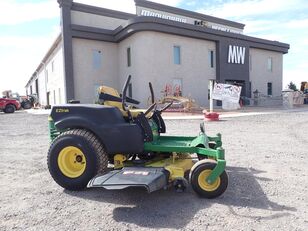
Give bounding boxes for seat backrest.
[99,86,123,110]
[99,85,150,118]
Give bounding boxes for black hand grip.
[122,75,131,111]
[149,82,155,104]
[160,101,173,112]
[144,103,156,116]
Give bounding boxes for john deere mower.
[47,76,228,198]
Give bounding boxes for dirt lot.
[0,109,307,231]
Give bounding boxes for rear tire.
[47,129,108,190]
[4,104,15,113]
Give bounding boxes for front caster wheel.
[190,162,228,198]
[47,129,108,190]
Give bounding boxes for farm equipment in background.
[1,90,37,109]
[47,76,228,198]
[300,81,308,104]
[0,97,21,113]
[21,94,38,109]
[157,84,201,112]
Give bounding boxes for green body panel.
[48,117,60,141]
[144,133,223,159]
[206,158,226,184]
[148,119,159,142]
[144,132,225,183]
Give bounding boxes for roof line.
[72,2,135,19]
[71,17,288,51]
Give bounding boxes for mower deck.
[88,167,168,193]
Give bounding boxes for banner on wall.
[212,83,242,103]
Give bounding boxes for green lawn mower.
[47,76,228,198]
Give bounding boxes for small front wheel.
[190,162,228,198]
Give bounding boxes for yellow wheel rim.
[58,146,86,178]
[197,169,221,192]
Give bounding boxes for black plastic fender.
[50,104,144,154]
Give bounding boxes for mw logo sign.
[228,45,246,64]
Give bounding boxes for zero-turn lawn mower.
[47,76,228,198]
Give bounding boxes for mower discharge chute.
[47,76,228,198]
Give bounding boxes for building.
[25,0,289,107]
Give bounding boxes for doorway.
[225,80,246,96]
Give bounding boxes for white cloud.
[75,0,136,13]
[75,0,183,14]
[197,0,308,19]
[243,19,276,34]
[285,18,308,29]
[0,0,59,25]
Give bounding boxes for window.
[51,61,55,72]
[127,47,131,67]
[58,88,61,104]
[53,90,56,104]
[267,82,272,96]
[249,55,252,71]
[173,46,181,65]
[35,79,39,98]
[208,50,214,68]
[267,57,273,72]
[93,50,102,69]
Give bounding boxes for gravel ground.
[0,109,307,231]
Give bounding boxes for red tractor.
[0,98,21,113]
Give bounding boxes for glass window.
[267,82,272,95]
[58,88,61,104]
[267,57,273,72]
[173,46,181,65]
[93,50,102,69]
[127,47,131,67]
[51,61,55,72]
[208,50,214,68]
[53,90,56,104]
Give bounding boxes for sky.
[0,0,307,95]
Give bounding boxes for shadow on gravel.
[64,166,296,229]
[224,166,296,219]
[65,187,205,229]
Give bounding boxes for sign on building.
[212,83,242,103]
[228,45,246,64]
[140,9,187,23]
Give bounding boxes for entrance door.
[46,92,50,106]
[35,79,39,98]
